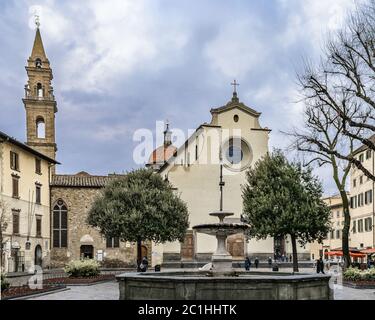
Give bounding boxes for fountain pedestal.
[193,211,249,271]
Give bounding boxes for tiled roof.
[0,130,60,164]
[354,134,375,154]
[51,173,117,188]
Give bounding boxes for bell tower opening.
[36,117,45,139]
[23,22,58,170]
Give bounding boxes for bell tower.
[23,20,57,168]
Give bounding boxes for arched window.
[37,83,43,98]
[35,58,42,68]
[53,200,68,248]
[36,117,45,139]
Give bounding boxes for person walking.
[245,257,251,271]
[255,257,259,269]
[268,257,272,268]
[140,256,148,272]
[316,258,321,274]
[319,257,325,274]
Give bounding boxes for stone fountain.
[193,211,249,272]
[116,165,332,300]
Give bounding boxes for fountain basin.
[117,271,332,300]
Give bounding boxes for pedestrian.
[268,257,272,268]
[255,257,259,269]
[316,258,321,274]
[245,257,251,271]
[289,254,292,262]
[140,256,148,272]
[318,257,325,274]
[286,255,289,263]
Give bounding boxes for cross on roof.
[231,80,240,94]
[35,15,40,28]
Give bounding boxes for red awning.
[327,251,366,258]
[360,248,375,255]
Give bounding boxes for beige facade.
[310,194,347,260]
[311,140,375,260]
[152,93,312,265]
[349,146,375,250]
[0,132,57,272]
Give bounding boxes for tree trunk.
[137,239,142,272]
[340,190,351,269]
[290,234,299,272]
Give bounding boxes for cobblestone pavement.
[26,281,119,300]
[24,269,375,300]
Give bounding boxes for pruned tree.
[296,0,375,180]
[242,150,331,272]
[0,200,9,273]
[87,169,189,271]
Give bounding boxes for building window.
[358,193,364,207]
[359,154,364,163]
[106,237,120,248]
[336,211,340,218]
[353,220,357,234]
[10,151,19,171]
[12,210,20,235]
[350,195,358,209]
[365,190,373,205]
[358,219,364,233]
[53,200,68,248]
[365,218,373,232]
[35,184,41,204]
[35,158,42,174]
[353,179,357,188]
[336,230,341,239]
[36,215,42,237]
[330,230,335,239]
[366,150,372,160]
[12,175,19,198]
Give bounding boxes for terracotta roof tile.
[51,174,117,188]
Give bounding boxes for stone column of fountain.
[193,165,250,272]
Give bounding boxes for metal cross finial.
[165,119,170,131]
[231,80,240,94]
[35,15,40,28]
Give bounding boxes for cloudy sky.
[0,0,363,195]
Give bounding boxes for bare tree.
[0,200,9,273]
[286,90,365,268]
[298,0,375,181]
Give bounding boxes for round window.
[226,145,243,164]
[234,115,239,123]
[222,138,252,172]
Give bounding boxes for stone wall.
[50,186,147,268]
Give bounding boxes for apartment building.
[0,131,58,272]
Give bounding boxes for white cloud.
[203,18,268,79]
[277,0,358,51]
[31,0,190,93]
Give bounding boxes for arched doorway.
[80,245,94,259]
[141,245,148,259]
[35,245,43,267]
[274,236,285,261]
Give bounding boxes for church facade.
[152,91,312,264]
